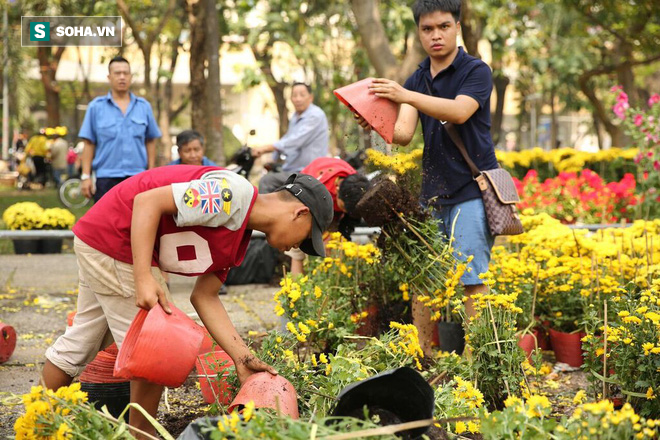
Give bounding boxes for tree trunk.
[204,0,224,165]
[188,0,208,140]
[37,47,65,126]
[460,0,482,58]
[578,74,623,147]
[491,71,509,146]
[253,46,289,137]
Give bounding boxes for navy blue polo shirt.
[404,47,498,206]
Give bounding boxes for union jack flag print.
[199,180,223,214]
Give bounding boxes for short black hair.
[338,174,371,218]
[108,56,130,72]
[177,130,204,148]
[292,82,312,94]
[412,0,461,25]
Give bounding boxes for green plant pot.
[12,239,41,255]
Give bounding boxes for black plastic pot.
[437,321,465,355]
[40,238,63,254]
[80,381,131,421]
[12,239,40,255]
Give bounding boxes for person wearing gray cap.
[41,165,332,437]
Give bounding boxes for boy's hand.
[135,274,172,314]
[369,78,409,104]
[354,113,372,131]
[235,354,278,384]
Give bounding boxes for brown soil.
[356,178,423,227]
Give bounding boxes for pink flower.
[634,114,644,126]
[613,101,629,119]
[635,153,643,164]
[610,85,623,93]
[655,161,660,171]
[617,92,629,103]
[648,94,660,107]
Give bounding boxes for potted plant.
[37,207,76,253]
[2,202,75,254]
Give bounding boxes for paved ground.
[0,253,280,439]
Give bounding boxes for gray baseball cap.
[279,173,333,257]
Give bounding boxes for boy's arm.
[131,185,178,313]
[369,78,479,125]
[191,273,278,384]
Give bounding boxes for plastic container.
[549,328,585,367]
[228,372,299,419]
[0,323,17,363]
[114,304,204,387]
[436,321,465,355]
[334,78,398,143]
[517,330,539,360]
[80,382,130,421]
[196,350,235,404]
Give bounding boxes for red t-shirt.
[301,157,356,213]
[73,166,257,281]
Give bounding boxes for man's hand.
[81,179,95,199]
[134,273,171,314]
[354,113,372,131]
[369,78,410,104]
[235,353,278,384]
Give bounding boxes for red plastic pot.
[196,350,235,404]
[549,328,586,367]
[228,372,299,419]
[517,330,539,360]
[0,323,17,364]
[80,343,127,384]
[334,78,397,144]
[67,311,77,327]
[114,304,204,387]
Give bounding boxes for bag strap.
[424,78,481,178]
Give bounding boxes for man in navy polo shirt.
[355,0,497,353]
[79,56,161,202]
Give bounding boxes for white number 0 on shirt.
[158,231,213,273]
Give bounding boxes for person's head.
[412,0,461,59]
[108,56,132,93]
[290,82,314,114]
[266,174,333,256]
[176,130,205,166]
[337,174,371,217]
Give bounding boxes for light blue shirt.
[167,157,217,166]
[78,91,161,178]
[273,103,329,172]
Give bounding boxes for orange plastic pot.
[80,343,127,384]
[334,78,397,144]
[228,372,299,419]
[114,305,204,387]
[549,328,585,367]
[196,350,235,404]
[0,323,17,364]
[67,311,77,327]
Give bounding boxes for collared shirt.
[404,47,498,206]
[78,91,161,178]
[273,103,329,172]
[168,157,217,166]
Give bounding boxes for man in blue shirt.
[252,82,329,193]
[354,0,497,353]
[167,130,217,166]
[79,56,161,202]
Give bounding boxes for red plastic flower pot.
[356,304,380,337]
[517,330,539,360]
[80,343,128,384]
[0,323,17,364]
[67,311,76,327]
[228,372,299,419]
[114,304,204,387]
[196,350,235,404]
[334,78,397,144]
[549,328,586,367]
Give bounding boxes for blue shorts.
[432,197,494,286]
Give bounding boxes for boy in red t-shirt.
[42,166,333,436]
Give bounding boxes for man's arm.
[80,140,96,198]
[190,274,277,384]
[369,78,480,125]
[130,186,178,313]
[146,138,156,169]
